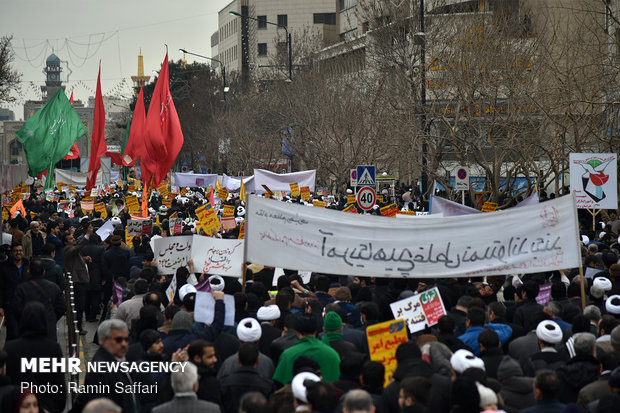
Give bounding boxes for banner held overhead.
[245,194,582,278]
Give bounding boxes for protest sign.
[366,319,408,386]
[313,200,326,208]
[195,203,220,234]
[570,153,618,209]
[194,292,236,326]
[343,204,358,214]
[191,236,244,277]
[245,194,581,278]
[390,287,447,333]
[238,221,245,239]
[218,187,229,201]
[347,194,355,204]
[300,186,311,201]
[482,202,498,212]
[535,283,552,306]
[169,218,184,236]
[222,205,235,217]
[153,236,193,274]
[165,275,177,303]
[380,203,398,217]
[221,216,236,231]
[96,220,115,241]
[289,182,300,197]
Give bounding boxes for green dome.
[46,53,61,66]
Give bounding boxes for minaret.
[131,49,151,95]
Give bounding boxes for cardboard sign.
[481,202,497,212]
[366,319,408,386]
[169,218,184,235]
[222,205,235,217]
[300,186,311,201]
[218,187,229,201]
[380,203,398,217]
[238,221,245,239]
[154,236,193,274]
[194,292,236,326]
[390,287,447,333]
[289,182,300,197]
[535,283,552,306]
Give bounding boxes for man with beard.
[188,339,221,406]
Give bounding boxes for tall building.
[215,0,338,80]
[131,50,151,95]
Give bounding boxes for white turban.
[594,277,613,292]
[450,349,485,374]
[237,317,262,343]
[179,284,197,301]
[208,275,225,292]
[606,295,620,315]
[582,235,590,245]
[536,320,562,344]
[111,217,122,226]
[476,382,498,408]
[291,372,321,403]
[257,305,281,321]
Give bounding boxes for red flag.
[106,151,123,165]
[63,92,80,160]
[86,63,107,190]
[144,52,184,187]
[122,87,146,167]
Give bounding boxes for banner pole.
[579,265,587,310]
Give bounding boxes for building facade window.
[277,14,288,28]
[339,0,357,11]
[314,13,336,25]
[258,15,267,29]
[258,43,268,56]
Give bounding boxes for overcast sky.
[0,0,232,119]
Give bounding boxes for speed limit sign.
[357,186,376,211]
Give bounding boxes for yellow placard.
[222,205,235,217]
[196,203,220,235]
[481,202,498,212]
[289,182,300,197]
[397,210,416,215]
[218,188,229,201]
[367,319,409,386]
[94,202,108,219]
[347,194,355,204]
[238,221,245,239]
[377,195,384,203]
[313,200,326,208]
[300,186,311,201]
[380,203,399,217]
[343,204,358,214]
[157,182,170,198]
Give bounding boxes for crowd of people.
[1,180,620,413]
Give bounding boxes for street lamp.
[229,11,292,82]
[179,49,228,93]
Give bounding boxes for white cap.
[536,320,563,344]
[179,284,197,301]
[594,277,613,292]
[236,317,262,343]
[476,382,498,408]
[257,305,281,321]
[450,349,485,374]
[291,372,321,403]
[208,275,225,291]
[605,295,620,315]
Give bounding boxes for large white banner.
[173,173,218,188]
[221,174,255,193]
[55,168,105,187]
[245,194,581,278]
[253,169,316,194]
[154,235,244,276]
[570,153,618,209]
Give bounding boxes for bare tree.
[0,36,21,104]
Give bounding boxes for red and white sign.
[356,186,376,211]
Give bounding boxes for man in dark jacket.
[497,356,536,412]
[40,243,64,291]
[4,302,66,413]
[12,258,65,340]
[0,242,29,340]
[81,233,104,322]
[381,341,451,413]
[556,332,600,403]
[513,281,544,330]
[102,234,130,316]
[188,339,221,405]
[70,319,136,413]
[478,328,505,379]
[220,342,273,413]
[63,229,91,334]
[521,370,565,413]
[46,220,64,269]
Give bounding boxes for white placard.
[245,194,581,278]
[191,237,244,277]
[570,153,618,209]
[165,274,177,302]
[390,287,447,333]
[194,292,236,326]
[153,236,193,275]
[95,220,115,241]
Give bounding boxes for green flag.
[16,89,87,182]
